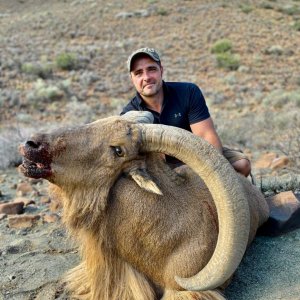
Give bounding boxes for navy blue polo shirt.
[120,81,210,133]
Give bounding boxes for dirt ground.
[1,167,300,300]
[1,0,300,299]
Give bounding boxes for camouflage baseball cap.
[127,47,161,72]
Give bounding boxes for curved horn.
[121,111,154,124]
[138,124,250,291]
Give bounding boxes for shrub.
[239,4,254,14]
[274,114,300,174]
[292,21,300,31]
[157,8,168,16]
[259,174,300,195]
[259,2,274,9]
[216,53,240,71]
[21,62,53,79]
[277,5,300,15]
[211,39,232,54]
[262,89,300,109]
[26,79,64,107]
[264,45,283,56]
[55,52,77,70]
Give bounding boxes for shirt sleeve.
[188,84,210,124]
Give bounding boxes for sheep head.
[19,113,162,229]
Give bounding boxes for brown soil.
[0,0,300,299]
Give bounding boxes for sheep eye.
[113,146,124,157]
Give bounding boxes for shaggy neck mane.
[52,172,119,233]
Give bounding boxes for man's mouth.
[143,83,155,89]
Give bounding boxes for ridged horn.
[121,111,154,124]
[138,124,250,291]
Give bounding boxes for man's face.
[130,56,163,98]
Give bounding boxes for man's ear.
[129,72,134,82]
[128,168,163,196]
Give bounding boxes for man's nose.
[143,71,151,81]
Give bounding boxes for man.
[121,47,251,177]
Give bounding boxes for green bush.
[264,45,283,55]
[211,39,232,54]
[292,21,300,31]
[157,8,168,16]
[277,5,300,15]
[262,89,300,109]
[21,62,53,79]
[55,52,77,70]
[26,79,64,106]
[259,2,274,9]
[239,4,254,14]
[216,53,240,71]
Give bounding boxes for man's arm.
[190,117,223,153]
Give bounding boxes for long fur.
[162,289,225,300]
[63,228,156,300]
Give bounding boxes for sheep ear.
[128,169,163,196]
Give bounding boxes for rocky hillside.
[1,0,300,174]
[1,1,300,299]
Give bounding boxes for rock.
[16,182,34,196]
[42,213,60,223]
[258,191,300,236]
[2,239,33,254]
[10,183,17,189]
[13,197,35,207]
[0,213,7,220]
[238,65,250,73]
[0,202,24,214]
[115,9,150,19]
[270,156,290,170]
[254,152,277,169]
[49,199,62,212]
[115,11,134,19]
[40,196,51,204]
[8,275,16,280]
[8,215,40,229]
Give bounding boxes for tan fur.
[162,289,226,300]
[22,117,269,299]
[63,227,156,300]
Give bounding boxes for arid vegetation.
[0,0,300,299]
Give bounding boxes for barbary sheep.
[19,111,269,300]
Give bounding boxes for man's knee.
[231,159,251,177]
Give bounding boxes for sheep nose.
[25,140,41,149]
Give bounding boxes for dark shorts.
[222,146,250,164]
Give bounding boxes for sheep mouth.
[18,142,53,179]
[19,157,52,179]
